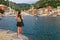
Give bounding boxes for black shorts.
[17,22,24,27]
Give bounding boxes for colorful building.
[0,4,7,11]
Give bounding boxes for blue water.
[0,16,60,40]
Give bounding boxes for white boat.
[38,14,47,17]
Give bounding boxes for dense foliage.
[34,0,60,8]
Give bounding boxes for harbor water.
[0,15,60,40]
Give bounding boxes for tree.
[34,0,60,8]
[0,0,5,4]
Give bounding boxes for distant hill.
[17,3,31,6]
[8,2,31,10]
[16,3,31,10]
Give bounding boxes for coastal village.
[0,4,60,17]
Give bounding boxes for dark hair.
[18,11,21,17]
[17,11,23,21]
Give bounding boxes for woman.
[16,10,24,38]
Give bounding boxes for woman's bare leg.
[17,26,22,38]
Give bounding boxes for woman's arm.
[15,12,18,20]
[21,12,24,19]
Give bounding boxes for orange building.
[31,9,38,15]
[0,4,7,11]
[47,6,53,11]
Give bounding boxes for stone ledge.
[0,29,29,40]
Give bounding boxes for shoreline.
[0,29,29,40]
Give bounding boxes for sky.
[9,0,39,4]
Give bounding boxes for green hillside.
[34,0,60,9]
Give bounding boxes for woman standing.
[16,10,24,38]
